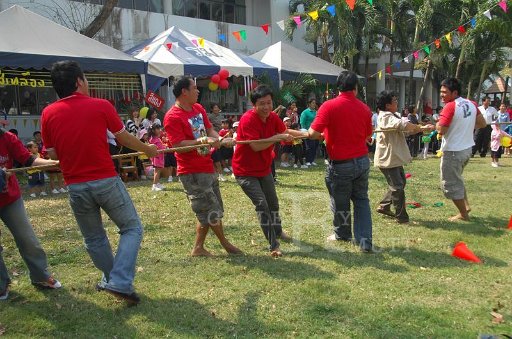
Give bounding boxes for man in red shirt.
[41,61,157,305]
[232,85,307,257]
[0,129,62,300]
[308,71,374,252]
[164,77,241,257]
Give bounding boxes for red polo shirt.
[232,109,286,177]
[311,92,372,160]
[164,103,214,175]
[0,131,32,207]
[41,92,124,185]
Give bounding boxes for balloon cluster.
[208,69,230,91]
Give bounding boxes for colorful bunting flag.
[198,38,205,48]
[394,61,400,69]
[368,0,373,4]
[165,43,172,51]
[378,70,383,80]
[218,34,226,42]
[499,0,507,13]
[434,39,441,49]
[293,16,302,28]
[326,4,336,16]
[240,30,247,41]
[423,46,430,55]
[191,39,198,46]
[483,10,492,20]
[470,17,476,28]
[413,51,419,59]
[261,23,270,34]
[457,25,466,34]
[445,32,452,44]
[232,31,241,42]
[277,20,285,30]
[346,0,356,11]
[404,56,410,63]
[308,10,319,21]
[386,65,392,74]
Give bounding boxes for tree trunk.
[473,63,488,101]
[503,76,510,104]
[415,59,432,115]
[408,22,420,106]
[81,0,119,38]
[455,43,466,79]
[467,79,473,99]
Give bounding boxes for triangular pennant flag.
[293,16,302,27]
[308,10,319,21]
[457,25,466,34]
[198,38,205,48]
[378,70,383,80]
[499,0,507,12]
[143,45,150,51]
[483,9,492,20]
[165,43,172,51]
[368,0,373,4]
[261,23,270,34]
[326,4,336,16]
[277,20,285,30]
[423,46,430,55]
[470,17,476,28]
[232,31,241,42]
[386,65,392,75]
[346,0,356,10]
[434,39,441,49]
[413,51,419,59]
[240,30,247,41]
[403,56,410,63]
[394,61,400,68]
[445,32,452,44]
[191,39,198,46]
[218,34,226,42]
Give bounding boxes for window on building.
[185,0,198,18]
[149,0,164,13]
[117,0,133,9]
[199,1,211,20]
[172,0,246,25]
[134,0,148,11]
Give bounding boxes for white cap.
[233,121,239,127]
[283,117,291,122]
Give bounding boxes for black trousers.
[378,166,409,222]
[473,125,491,157]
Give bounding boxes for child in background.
[420,115,432,159]
[137,128,149,179]
[280,117,293,167]
[291,123,307,169]
[25,141,47,198]
[160,129,177,183]
[218,119,234,173]
[148,124,165,191]
[491,121,512,167]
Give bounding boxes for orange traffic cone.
[452,242,481,263]
[508,216,512,230]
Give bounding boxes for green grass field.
[1,156,511,338]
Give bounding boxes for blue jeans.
[325,156,372,248]
[305,139,319,163]
[68,176,143,294]
[0,198,51,291]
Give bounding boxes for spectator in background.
[207,103,223,132]
[407,105,421,157]
[25,141,48,198]
[125,108,142,136]
[300,98,319,166]
[142,108,161,130]
[473,96,497,157]
[286,102,299,125]
[33,131,44,152]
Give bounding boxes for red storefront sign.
[145,90,165,110]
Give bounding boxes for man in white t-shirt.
[436,78,486,221]
[472,96,497,157]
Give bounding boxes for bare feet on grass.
[270,248,282,257]
[191,247,213,257]
[223,243,243,255]
[448,214,470,222]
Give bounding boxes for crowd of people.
[0,59,507,305]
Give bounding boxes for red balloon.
[219,79,229,90]
[218,69,230,79]
[211,74,220,84]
